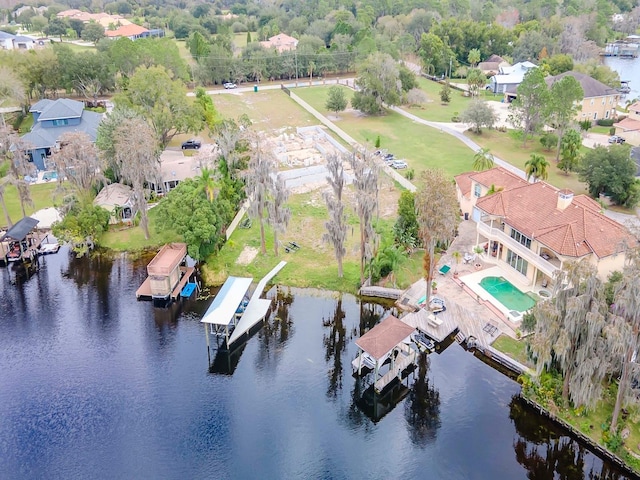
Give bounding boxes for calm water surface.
[604,56,640,100]
[0,249,632,479]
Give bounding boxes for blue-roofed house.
[22,98,103,171]
[0,31,34,50]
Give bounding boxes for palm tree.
[198,166,217,202]
[524,154,550,182]
[472,148,495,171]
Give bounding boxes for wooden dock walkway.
[359,285,404,299]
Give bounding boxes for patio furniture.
[463,252,474,264]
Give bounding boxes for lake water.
[604,56,640,100]
[0,249,633,479]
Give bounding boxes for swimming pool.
[479,276,536,312]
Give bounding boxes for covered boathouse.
[352,315,418,393]
[0,216,41,266]
[136,243,195,305]
[201,261,287,353]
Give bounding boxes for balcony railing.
[477,222,559,277]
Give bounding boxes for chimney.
[557,189,574,210]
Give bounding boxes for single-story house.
[455,166,634,283]
[260,33,298,52]
[105,24,149,40]
[478,54,510,77]
[0,31,34,50]
[21,98,103,171]
[546,71,620,124]
[614,101,640,146]
[94,183,137,225]
[488,61,537,94]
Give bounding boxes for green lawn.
[466,130,589,194]
[3,182,57,225]
[204,189,423,291]
[492,334,534,368]
[293,86,476,177]
[100,207,181,252]
[212,89,317,130]
[17,113,34,134]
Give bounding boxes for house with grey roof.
[22,99,103,171]
[0,30,34,50]
[487,61,537,94]
[545,71,620,124]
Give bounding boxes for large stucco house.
[455,167,634,286]
[259,33,298,52]
[614,101,640,146]
[545,71,620,124]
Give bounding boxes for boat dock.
[135,243,196,304]
[201,261,287,352]
[136,266,196,301]
[228,261,286,344]
[352,315,418,393]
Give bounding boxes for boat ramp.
[201,261,286,355]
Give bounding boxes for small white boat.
[39,243,60,255]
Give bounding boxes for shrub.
[610,127,616,135]
[375,135,381,148]
[451,111,461,122]
[578,119,592,131]
[540,132,558,151]
[597,118,614,127]
[405,168,415,180]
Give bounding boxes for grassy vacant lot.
[404,76,475,122]
[213,89,318,131]
[204,187,423,291]
[4,182,57,222]
[294,86,476,177]
[467,130,588,194]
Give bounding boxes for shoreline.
[518,394,639,476]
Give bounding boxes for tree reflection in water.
[255,285,293,369]
[509,396,632,480]
[323,295,348,398]
[404,352,441,446]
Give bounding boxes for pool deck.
[396,221,525,344]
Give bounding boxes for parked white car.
[391,160,408,169]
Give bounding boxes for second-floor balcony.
[477,221,561,277]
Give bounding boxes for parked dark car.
[181,139,201,149]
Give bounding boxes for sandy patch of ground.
[236,246,258,265]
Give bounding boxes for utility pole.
[295,51,298,82]
[449,57,452,79]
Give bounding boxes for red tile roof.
[106,24,148,38]
[476,180,634,258]
[454,172,473,196]
[355,315,415,360]
[614,116,640,132]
